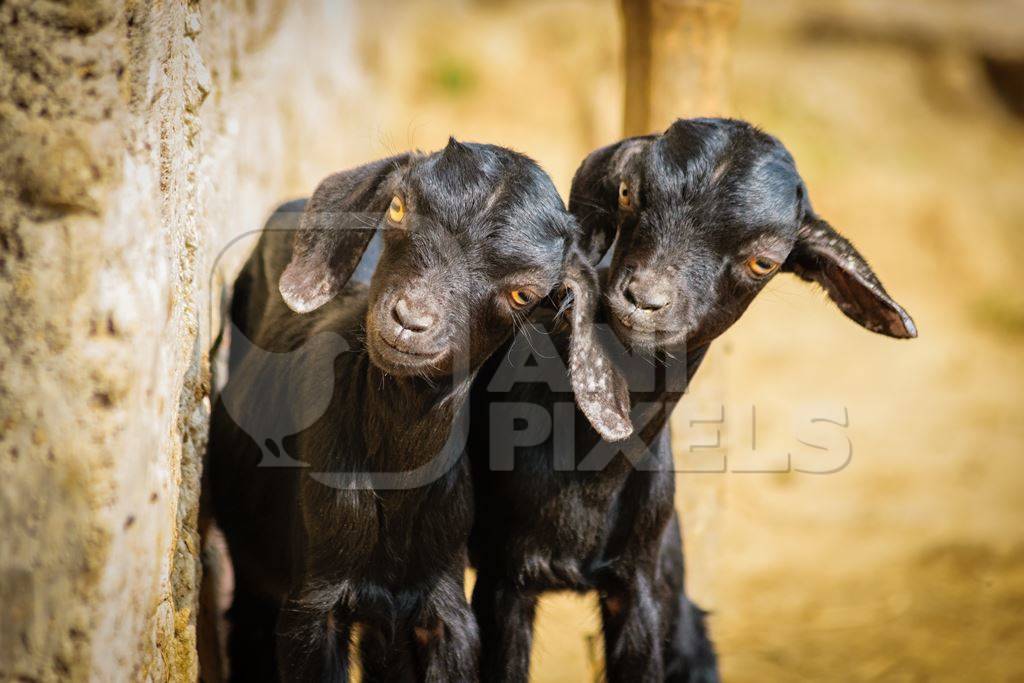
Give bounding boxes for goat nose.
[393,296,437,333]
[624,278,672,312]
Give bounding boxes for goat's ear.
[784,210,917,339]
[561,248,633,441]
[569,139,648,265]
[279,153,412,313]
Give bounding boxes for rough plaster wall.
[0,1,369,680]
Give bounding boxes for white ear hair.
[562,251,633,441]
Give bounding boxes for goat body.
[205,140,632,682]
[208,218,479,682]
[469,310,716,683]
[468,118,916,683]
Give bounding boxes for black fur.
[468,118,916,682]
[205,141,631,682]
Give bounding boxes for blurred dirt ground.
[345,0,1024,680]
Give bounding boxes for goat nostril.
[623,282,638,307]
[393,297,435,333]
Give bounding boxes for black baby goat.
[204,140,632,682]
[468,118,917,682]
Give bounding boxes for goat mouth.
[378,332,443,358]
[610,313,687,350]
[610,309,662,335]
[370,332,449,373]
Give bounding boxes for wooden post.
[618,0,740,615]
[620,0,740,136]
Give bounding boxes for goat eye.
[747,256,779,277]
[618,180,631,209]
[388,196,405,224]
[508,289,535,309]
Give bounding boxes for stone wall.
[0,1,371,679]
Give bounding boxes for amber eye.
[388,195,405,223]
[618,180,631,209]
[747,256,779,277]
[508,289,535,309]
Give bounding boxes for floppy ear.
[279,153,412,313]
[561,247,633,442]
[784,210,917,339]
[568,138,649,265]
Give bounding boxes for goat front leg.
[660,512,719,683]
[413,572,480,682]
[276,582,350,683]
[472,572,537,683]
[601,572,664,683]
